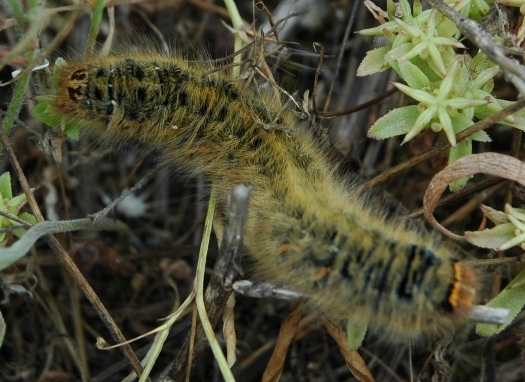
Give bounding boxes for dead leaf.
[222,294,237,367]
[261,303,303,382]
[324,317,375,382]
[424,153,525,240]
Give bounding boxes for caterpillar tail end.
[449,261,478,324]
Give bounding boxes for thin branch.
[0,123,144,378]
[323,0,361,112]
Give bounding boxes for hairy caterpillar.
[34,50,477,343]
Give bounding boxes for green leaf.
[398,59,430,88]
[413,0,422,16]
[31,102,62,129]
[386,0,397,20]
[436,16,459,37]
[32,102,82,141]
[470,51,489,71]
[12,229,26,239]
[468,0,491,22]
[52,57,68,88]
[63,121,82,141]
[357,23,396,37]
[18,212,36,225]
[465,223,516,249]
[347,319,368,350]
[476,266,525,337]
[8,193,27,210]
[471,130,491,142]
[403,55,442,82]
[357,46,391,76]
[384,42,413,62]
[450,112,478,135]
[475,99,525,130]
[12,212,36,238]
[448,111,477,191]
[0,172,12,200]
[368,105,420,139]
[0,309,5,349]
[448,138,472,161]
[448,139,473,191]
[481,205,511,225]
[398,0,413,20]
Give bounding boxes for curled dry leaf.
[262,303,303,382]
[323,318,375,382]
[423,153,525,242]
[222,294,237,368]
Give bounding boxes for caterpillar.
[33,50,477,343]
